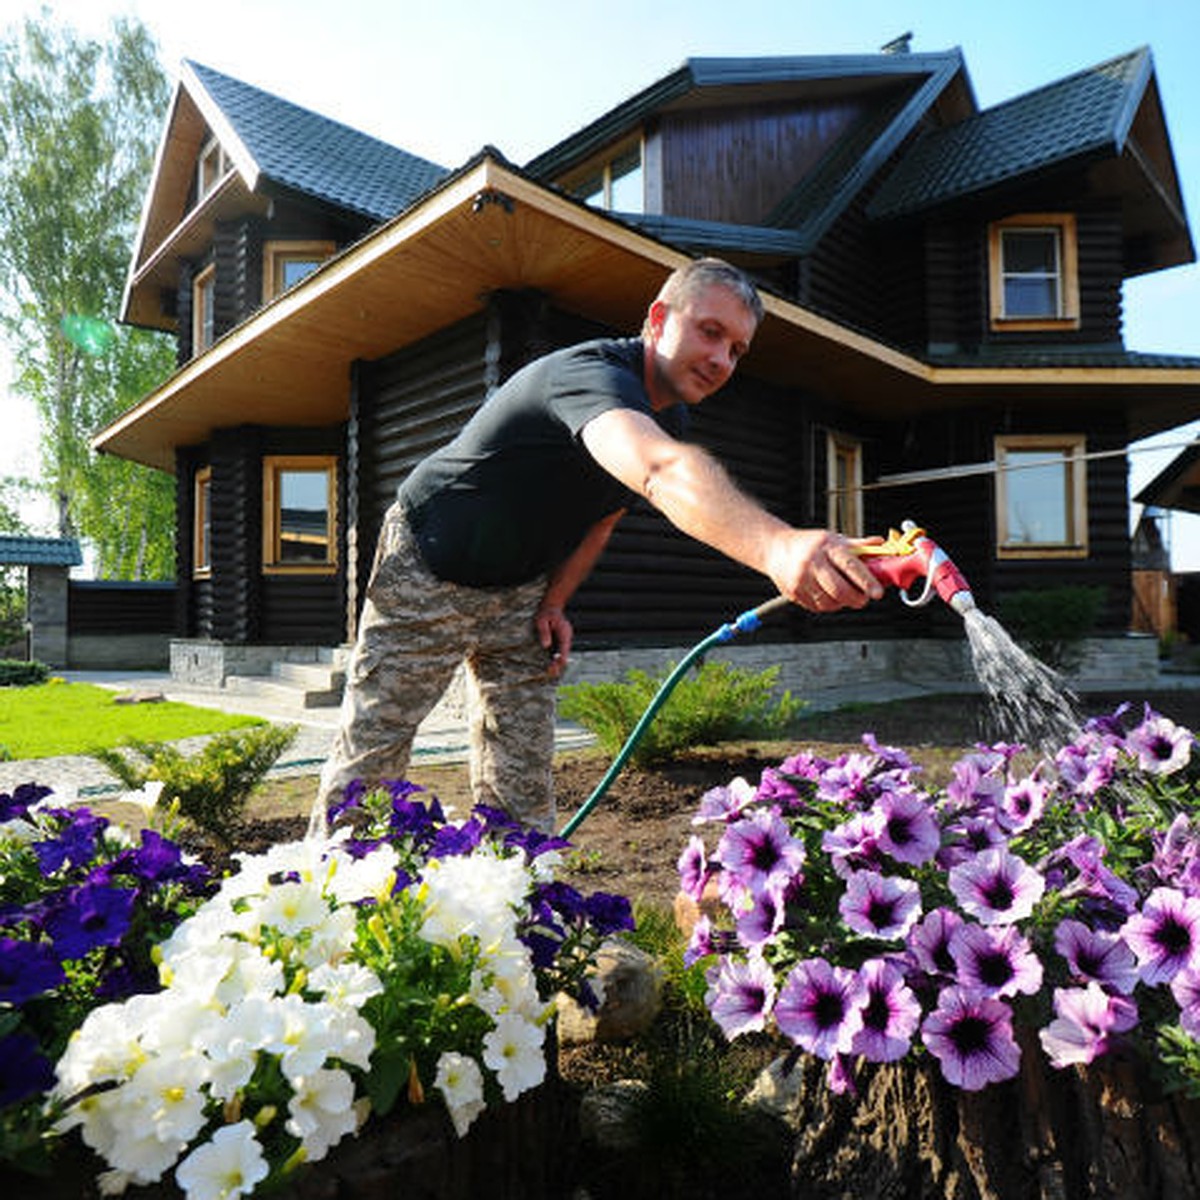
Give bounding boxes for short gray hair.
[645,257,764,333]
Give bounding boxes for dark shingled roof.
[868,48,1152,220]
[927,345,1200,370]
[186,61,449,221]
[0,537,83,566]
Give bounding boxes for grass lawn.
[0,681,262,760]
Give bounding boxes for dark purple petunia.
[130,828,210,888]
[921,986,1020,1090]
[429,818,484,858]
[585,892,634,936]
[0,783,53,822]
[0,937,66,1004]
[535,881,587,922]
[44,883,137,959]
[32,810,107,874]
[0,1032,56,1106]
[509,827,571,860]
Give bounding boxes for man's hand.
[534,605,573,678]
[767,530,885,612]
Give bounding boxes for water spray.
[559,518,975,838]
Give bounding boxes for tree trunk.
[786,1031,1200,1199]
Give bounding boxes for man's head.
[642,257,763,410]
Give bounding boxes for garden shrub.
[91,723,298,845]
[559,659,804,767]
[0,659,50,687]
[995,584,1106,673]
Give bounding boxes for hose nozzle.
[855,520,976,615]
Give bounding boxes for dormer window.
[988,213,1079,331]
[197,137,230,204]
[563,139,644,214]
[263,240,335,303]
[193,264,215,353]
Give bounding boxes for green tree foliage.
[0,12,175,577]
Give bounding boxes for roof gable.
[0,537,83,567]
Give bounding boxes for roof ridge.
[973,45,1149,120]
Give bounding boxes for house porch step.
[224,651,347,710]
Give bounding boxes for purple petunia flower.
[948,847,1045,925]
[44,883,137,959]
[1055,735,1119,799]
[1151,815,1200,896]
[1124,706,1194,775]
[0,937,66,1005]
[692,777,757,825]
[1170,964,1200,1039]
[907,907,965,978]
[1048,835,1140,918]
[585,892,635,936]
[32,810,106,874]
[849,958,921,1062]
[715,807,805,895]
[755,767,803,809]
[1120,887,1200,985]
[774,957,864,1060]
[1053,918,1139,994]
[875,790,941,866]
[946,753,1006,814]
[822,810,885,880]
[1038,982,1138,1068]
[0,1032,56,1107]
[677,835,709,900]
[685,915,715,967]
[998,776,1051,834]
[704,953,777,1039]
[735,882,787,949]
[921,986,1021,1090]
[839,870,922,940]
[937,815,1008,869]
[817,753,877,808]
[949,922,1043,999]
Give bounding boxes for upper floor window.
[197,137,230,204]
[564,140,643,213]
[988,213,1079,331]
[193,264,215,353]
[826,433,863,536]
[262,240,335,303]
[995,434,1088,558]
[193,466,212,577]
[262,455,337,573]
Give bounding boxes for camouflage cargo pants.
[318,502,557,829]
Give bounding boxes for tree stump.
[784,1032,1200,1199]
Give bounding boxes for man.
[317,258,882,828]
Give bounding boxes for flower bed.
[680,701,1200,1194]
[1,778,630,1197]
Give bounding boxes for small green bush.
[559,658,804,766]
[995,584,1106,673]
[0,659,50,687]
[93,723,298,845]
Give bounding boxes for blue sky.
[4,0,1200,558]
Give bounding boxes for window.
[192,264,215,353]
[564,140,643,213]
[995,435,1087,558]
[262,240,335,303]
[988,214,1079,330]
[262,456,337,573]
[826,433,863,536]
[197,137,230,204]
[193,467,212,577]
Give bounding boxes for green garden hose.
[559,595,790,838]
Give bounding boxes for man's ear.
[645,298,668,340]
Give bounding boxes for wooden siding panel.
[259,576,343,643]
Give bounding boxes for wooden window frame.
[192,263,215,354]
[193,466,212,578]
[988,213,1080,331]
[196,137,230,204]
[262,239,335,304]
[560,136,644,213]
[262,455,338,575]
[995,434,1088,559]
[826,432,863,536]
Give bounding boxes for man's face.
[645,285,758,409]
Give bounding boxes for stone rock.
[555,938,662,1044]
[113,689,166,705]
[744,1054,808,1123]
[577,1079,650,1151]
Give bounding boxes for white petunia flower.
[251,878,331,936]
[307,960,384,1008]
[174,1120,269,1200]
[285,1066,360,1161]
[482,1011,546,1102]
[434,1051,486,1137]
[324,842,399,904]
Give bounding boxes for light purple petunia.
[822,810,885,880]
[1121,887,1200,985]
[1151,814,1200,896]
[677,835,709,900]
[998,775,1051,834]
[715,807,805,896]
[816,753,877,808]
[684,915,715,967]
[1055,734,1119,799]
[1053,918,1139,995]
[1124,706,1194,775]
[1038,982,1138,1068]
[735,881,788,949]
[907,907,965,978]
[1170,964,1200,1039]
[921,985,1021,1090]
[945,753,1006,813]
[704,953,777,1039]
[949,922,1043,999]
[948,847,1045,925]
[937,815,1008,869]
[774,957,865,1060]
[839,870,922,940]
[849,958,921,1062]
[875,790,941,866]
[692,777,758,825]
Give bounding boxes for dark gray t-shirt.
[399,337,682,586]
